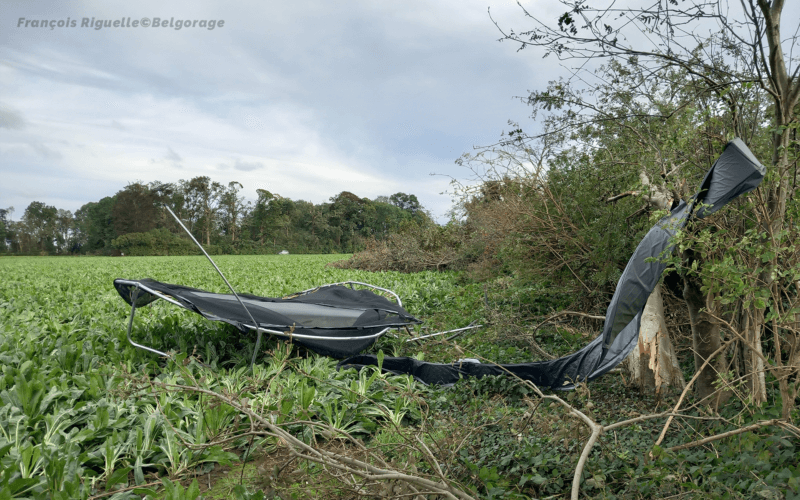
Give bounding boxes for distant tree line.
[0,177,428,256]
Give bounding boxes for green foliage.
[231,484,265,500]
[0,255,454,498]
[333,218,473,273]
[111,228,198,256]
[0,208,9,253]
[6,179,427,257]
[75,196,117,254]
[157,478,200,500]
[0,255,797,499]
[16,202,60,255]
[113,183,160,237]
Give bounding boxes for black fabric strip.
[338,139,766,389]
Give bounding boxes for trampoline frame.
[122,279,406,365]
[122,205,409,368]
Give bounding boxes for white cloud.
[29,142,62,159]
[231,159,263,172]
[0,0,551,222]
[0,104,25,129]
[164,146,182,163]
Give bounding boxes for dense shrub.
[331,220,474,273]
[111,228,198,256]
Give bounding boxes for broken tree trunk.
[624,285,686,395]
[622,170,686,393]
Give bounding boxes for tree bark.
[792,280,800,377]
[624,285,686,395]
[623,171,686,393]
[683,272,731,407]
[741,306,768,404]
[752,0,799,408]
[787,290,800,416]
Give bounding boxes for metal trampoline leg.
[251,330,263,371]
[126,286,171,359]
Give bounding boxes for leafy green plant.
[156,477,200,500]
[1,254,796,500]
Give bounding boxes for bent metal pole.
[163,205,265,369]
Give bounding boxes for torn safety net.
[339,138,766,389]
[114,280,421,359]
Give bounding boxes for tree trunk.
[786,287,800,417]
[683,272,732,408]
[623,172,686,394]
[624,285,686,395]
[752,0,799,408]
[741,306,767,404]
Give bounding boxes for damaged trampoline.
[115,206,421,364]
[114,138,765,391]
[115,278,420,360]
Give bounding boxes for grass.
[0,255,797,499]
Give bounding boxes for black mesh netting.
[339,138,766,389]
[114,280,420,358]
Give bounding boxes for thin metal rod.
[296,281,403,307]
[164,206,264,368]
[405,324,483,343]
[240,324,393,341]
[127,285,171,358]
[114,280,186,308]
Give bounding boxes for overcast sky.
[0,0,563,223]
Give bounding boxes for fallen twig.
[530,310,605,339]
[87,480,162,500]
[152,380,477,500]
[668,419,782,452]
[654,337,737,448]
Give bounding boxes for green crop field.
[0,255,481,499]
[2,255,796,500]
